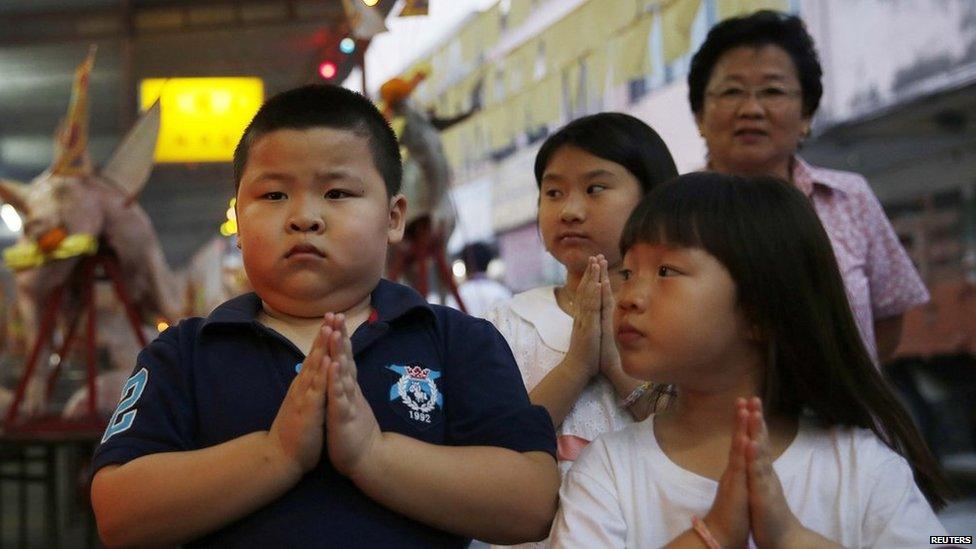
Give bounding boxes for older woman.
[688,10,927,363]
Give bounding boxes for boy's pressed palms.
[268,323,330,476]
[323,314,385,480]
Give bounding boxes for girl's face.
[538,145,643,274]
[614,243,761,391]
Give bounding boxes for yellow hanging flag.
[717,0,789,21]
[662,0,703,63]
[398,0,429,17]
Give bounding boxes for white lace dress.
[486,286,634,475]
[484,286,635,548]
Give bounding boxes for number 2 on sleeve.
[102,368,149,443]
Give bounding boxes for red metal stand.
[3,254,148,433]
[388,217,467,313]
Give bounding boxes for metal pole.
[358,39,369,98]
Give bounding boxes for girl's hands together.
[565,256,605,380]
[597,257,624,378]
[703,400,751,548]
[700,398,834,549]
[744,398,810,548]
[566,254,624,379]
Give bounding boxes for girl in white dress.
[551,172,952,548]
[486,113,679,487]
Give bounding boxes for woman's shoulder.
[795,156,875,197]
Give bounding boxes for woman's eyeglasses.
[705,86,802,109]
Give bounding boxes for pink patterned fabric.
[792,157,929,362]
[556,434,591,462]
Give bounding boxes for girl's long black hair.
[620,172,952,509]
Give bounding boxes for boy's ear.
[387,194,407,245]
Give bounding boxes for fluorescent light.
[1,204,22,232]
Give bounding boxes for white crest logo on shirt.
[387,364,443,416]
[398,366,439,412]
[386,364,444,427]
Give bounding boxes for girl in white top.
[486,113,679,480]
[551,173,952,548]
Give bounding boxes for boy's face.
[236,127,405,317]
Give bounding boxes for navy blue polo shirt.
[92,279,556,548]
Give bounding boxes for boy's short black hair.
[534,112,678,195]
[688,10,823,118]
[233,84,402,196]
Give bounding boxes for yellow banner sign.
[140,77,263,163]
[398,0,429,17]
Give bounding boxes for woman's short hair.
[688,10,823,118]
[534,112,678,195]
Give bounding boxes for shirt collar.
[701,156,849,198]
[791,156,849,197]
[202,291,263,328]
[369,278,434,324]
[200,279,433,332]
[509,286,572,352]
